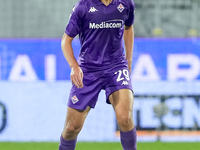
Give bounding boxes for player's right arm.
[61,33,83,88]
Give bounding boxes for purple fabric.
[65,0,135,70]
[120,128,137,150]
[66,0,135,110]
[59,136,77,150]
[68,66,133,110]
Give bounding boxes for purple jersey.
[66,0,135,71]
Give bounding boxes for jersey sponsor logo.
[121,81,129,85]
[89,7,98,12]
[117,3,124,13]
[89,19,123,29]
[71,95,79,104]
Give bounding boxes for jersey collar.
[94,0,116,6]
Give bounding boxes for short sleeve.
[125,0,136,26]
[65,2,82,38]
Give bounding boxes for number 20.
[115,69,130,82]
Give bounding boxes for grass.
[0,142,200,150]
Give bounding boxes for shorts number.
[115,69,130,82]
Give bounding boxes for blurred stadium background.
[0,0,199,38]
[0,0,200,146]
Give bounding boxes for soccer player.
[59,0,137,150]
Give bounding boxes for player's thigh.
[64,106,90,132]
[109,89,134,129]
[109,89,133,112]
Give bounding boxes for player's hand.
[70,66,84,89]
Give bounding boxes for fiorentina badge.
[117,3,124,13]
[71,95,79,104]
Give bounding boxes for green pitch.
[0,142,200,150]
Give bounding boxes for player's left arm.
[124,25,134,73]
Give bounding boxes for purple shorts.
[68,65,133,110]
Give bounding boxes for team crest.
[71,95,79,104]
[117,3,124,13]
